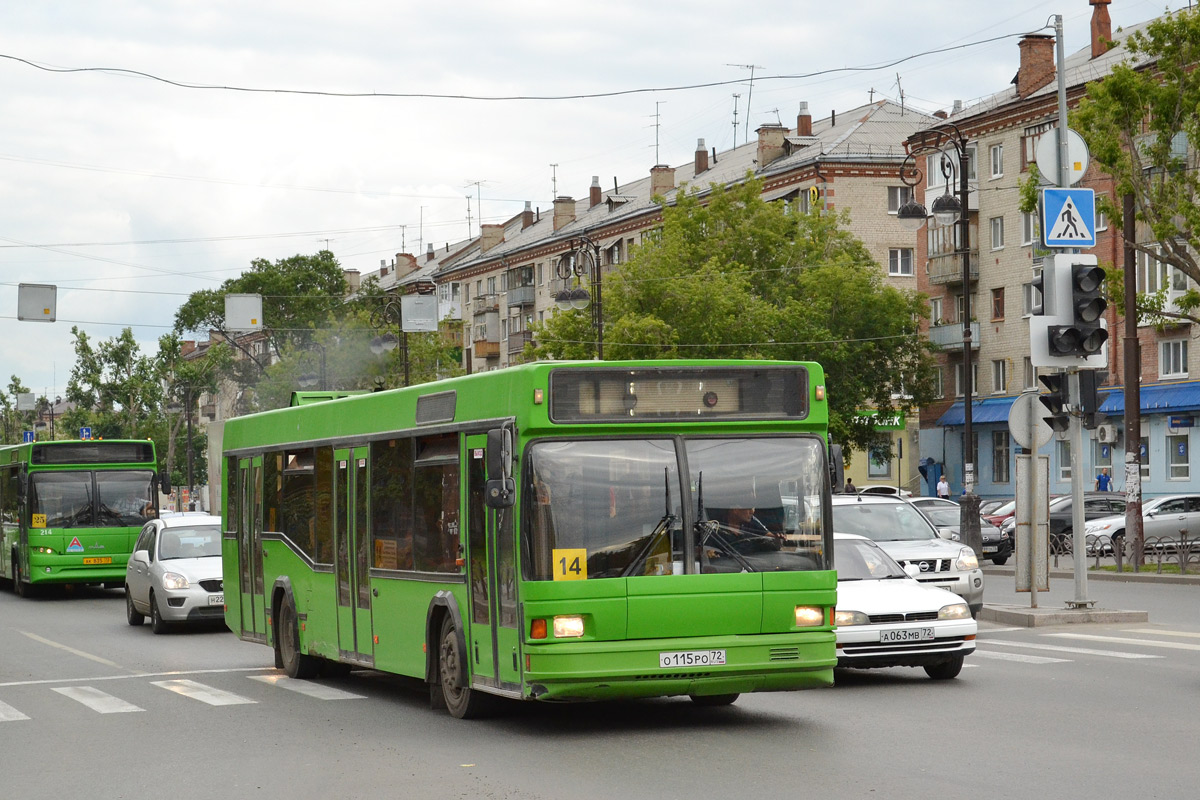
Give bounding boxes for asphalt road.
[3,578,1198,800]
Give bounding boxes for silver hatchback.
[125,513,225,633]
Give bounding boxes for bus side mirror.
[16,471,26,502]
[158,473,172,495]
[829,443,845,493]
[485,427,515,509]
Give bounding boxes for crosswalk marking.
[51,686,143,714]
[1047,633,1200,652]
[981,639,1160,659]
[151,679,256,706]
[1122,628,1200,640]
[248,674,366,700]
[970,650,1070,664]
[0,699,30,722]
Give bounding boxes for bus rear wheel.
[689,693,739,707]
[437,617,489,719]
[277,595,319,679]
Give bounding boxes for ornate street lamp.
[370,298,410,386]
[554,234,604,359]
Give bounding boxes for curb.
[983,565,1200,587]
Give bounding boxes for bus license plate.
[659,650,726,668]
[208,594,224,606]
[880,628,934,643]
[82,557,112,565]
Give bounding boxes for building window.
[887,186,913,213]
[930,297,944,325]
[955,363,978,398]
[1094,438,1113,468]
[993,431,1011,483]
[1057,439,1072,482]
[991,287,1005,320]
[1168,433,1190,480]
[933,367,944,399]
[1023,268,1042,315]
[1022,212,1036,245]
[1021,121,1053,170]
[1161,339,1188,378]
[889,248,914,276]
[1140,435,1151,480]
[991,359,1007,394]
[990,144,1003,178]
[927,148,977,190]
[1096,208,1108,231]
[1024,357,1036,390]
[990,216,1005,250]
[868,444,891,478]
[1137,247,1167,293]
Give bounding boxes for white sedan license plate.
[659,650,726,668]
[208,594,224,606]
[880,628,934,643]
[983,545,998,553]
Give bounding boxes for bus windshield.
[30,470,155,528]
[524,436,827,579]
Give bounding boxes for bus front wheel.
[689,693,739,707]
[437,617,489,719]
[13,556,30,598]
[277,595,319,679]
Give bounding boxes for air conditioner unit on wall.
[1096,423,1119,444]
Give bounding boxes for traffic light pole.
[1066,371,1093,607]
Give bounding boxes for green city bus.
[221,360,841,717]
[1,439,164,597]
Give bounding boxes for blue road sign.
[22,431,34,443]
[80,426,92,440]
[1042,188,1096,248]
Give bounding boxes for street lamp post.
[185,387,194,510]
[371,297,410,386]
[553,234,604,359]
[897,120,981,554]
[297,342,328,391]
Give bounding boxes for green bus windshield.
[29,469,155,529]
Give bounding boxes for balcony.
[507,285,536,307]
[928,321,980,351]
[928,250,979,286]
[508,330,533,354]
[473,339,500,358]
[472,295,500,315]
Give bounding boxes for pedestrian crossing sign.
[1041,187,1096,248]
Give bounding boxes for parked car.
[858,486,913,498]
[125,513,225,633]
[1000,491,1125,548]
[830,494,984,617]
[983,498,1017,528]
[833,533,976,679]
[1083,494,1200,551]
[978,499,1009,517]
[910,497,1012,565]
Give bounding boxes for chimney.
[952,99,963,114]
[650,165,675,197]
[933,110,948,120]
[694,138,709,174]
[1016,34,1056,98]
[426,243,435,262]
[1091,0,1112,59]
[589,176,602,208]
[796,102,813,137]
[395,253,418,275]
[344,269,361,294]
[480,223,504,253]
[553,196,576,231]
[756,124,787,166]
[522,200,534,230]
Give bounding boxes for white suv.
[830,494,984,617]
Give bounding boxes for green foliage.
[530,175,938,453]
[65,327,163,439]
[1072,9,1200,325]
[0,376,35,444]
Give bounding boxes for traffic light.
[1048,257,1107,357]
[1079,369,1108,429]
[1038,372,1070,433]
[1030,258,1053,316]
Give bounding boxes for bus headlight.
[552,615,585,638]
[956,548,979,571]
[162,572,190,590]
[834,609,870,627]
[795,606,824,627]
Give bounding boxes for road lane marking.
[0,700,30,722]
[19,631,124,669]
[1122,628,1200,640]
[51,686,143,714]
[970,650,1070,664]
[1047,633,1200,652]
[248,674,366,700]
[152,679,256,706]
[979,627,1023,634]
[981,639,1160,659]
[0,667,274,689]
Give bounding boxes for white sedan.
[125,513,225,633]
[834,533,977,679]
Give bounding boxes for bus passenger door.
[334,447,373,664]
[238,456,268,641]
[466,435,521,689]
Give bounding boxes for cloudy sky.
[1,0,1187,403]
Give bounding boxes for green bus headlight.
[553,615,585,638]
[795,606,825,627]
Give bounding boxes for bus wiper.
[621,513,678,577]
[695,519,756,572]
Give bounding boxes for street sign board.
[1041,188,1096,248]
[1034,127,1090,186]
[80,427,92,440]
[400,294,439,333]
[22,431,34,443]
[1007,392,1054,450]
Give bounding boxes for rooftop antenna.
[550,164,558,198]
[895,73,905,115]
[400,224,406,253]
[728,63,763,144]
[731,93,741,148]
[766,108,781,126]
[464,180,487,234]
[869,87,875,102]
[418,206,425,255]
[465,195,473,239]
[651,101,666,163]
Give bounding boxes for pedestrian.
[844,478,856,494]
[936,475,950,499]
[1095,467,1112,492]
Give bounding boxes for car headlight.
[938,603,971,620]
[834,609,869,627]
[552,615,585,638]
[162,572,190,590]
[956,547,979,570]
[795,606,825,627]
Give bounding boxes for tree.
[0,376,34,444]
[65,327,163,439]
[1072,8,1200,324]
[529,176,938,452]
[156,333,234,491]
[173,250,349,375]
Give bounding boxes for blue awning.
[936,380,1200,427]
